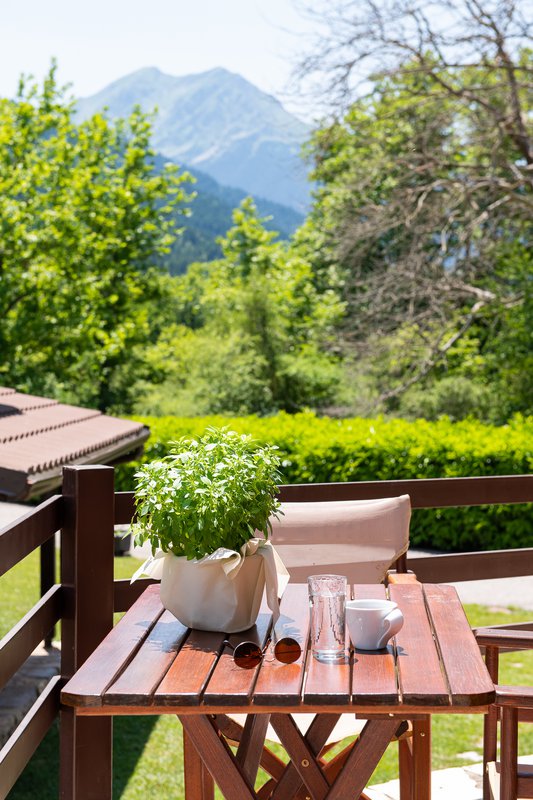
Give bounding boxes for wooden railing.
[0,466,531,797]
[0,497,63,799]
[277,475,533,584]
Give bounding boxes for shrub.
[117,413,532,552]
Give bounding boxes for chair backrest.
[269,494,411,584]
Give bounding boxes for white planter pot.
[160,551,266,633]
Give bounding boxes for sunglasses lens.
[274,637,301,664]
[233,641,262,669]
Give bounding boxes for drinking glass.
[308,574,347,662]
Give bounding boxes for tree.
[0,65,191,411]
[135,199,345,415]
[299,0,532,417]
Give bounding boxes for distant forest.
[159,162,304,274]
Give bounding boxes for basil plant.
[132,427,283,559]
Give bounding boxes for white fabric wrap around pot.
[131,539,289,633]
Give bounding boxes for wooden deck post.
[59,466,115,799]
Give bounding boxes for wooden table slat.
[423,584,495,706]
[62,583,493,719]
[351,585,399,705]
[61,585,164,707]
[253,584,309,706]
[202,608,273,706]
[104,611,189,705]
[304,650,352,705]
[388,583,450,706]
[155,628,226,706]
[304,581,351,706]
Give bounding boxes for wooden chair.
[209,494,430,799]
[474,627,533,800]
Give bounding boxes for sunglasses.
[223,637,302,669]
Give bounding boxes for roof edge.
[19,425,150,501]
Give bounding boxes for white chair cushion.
[270,495,411,584]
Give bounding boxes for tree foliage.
[0,66,191,411]
[135,199,344,416]
[300,0,532,419]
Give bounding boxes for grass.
[3,551,533,798]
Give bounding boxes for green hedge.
[117,413,533,553]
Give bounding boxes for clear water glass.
[308,574,347,662]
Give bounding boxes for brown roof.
[0,387,149,500]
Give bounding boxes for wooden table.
[61,582,495,799]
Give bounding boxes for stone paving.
[367,762,484,800]
[368,756,533,799]
[0,643,60,748]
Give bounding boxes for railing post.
[59,465,115,800]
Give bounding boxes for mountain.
[76,67,311,212]
[162,163,304,274]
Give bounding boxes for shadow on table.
[7,716,158,799]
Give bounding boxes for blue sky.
[0,0,317,116]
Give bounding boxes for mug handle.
[377,608,404,649]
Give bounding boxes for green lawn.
[3,550,532,798]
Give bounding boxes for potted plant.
[131,427,287,632]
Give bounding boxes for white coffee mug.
[346,599,404,650]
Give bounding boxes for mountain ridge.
[76,66,311,212]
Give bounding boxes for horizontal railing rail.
[114,476,533,583]
[277,475,533,507]
[0,675,61,798]
[114,475,533,525]
[407,548,533,583]
[114,578,157,613]
[0,585,62,693]
[0,495,63,579]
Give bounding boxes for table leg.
[269,715,331,799]
[500,706,518,800]
[412,717,431,800]
[182,714,422,800]
[483,647,499,800]
[184,728,214,800]
[236,714,271,787]
[269,714,340,799]
[269,715,398,800]
[398,736,414,800]
[214,715,286,781]
[325,718,400,800]
[180,715,258,800]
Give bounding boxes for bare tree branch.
[296,0,532,409]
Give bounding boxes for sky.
[0,0,318,117]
